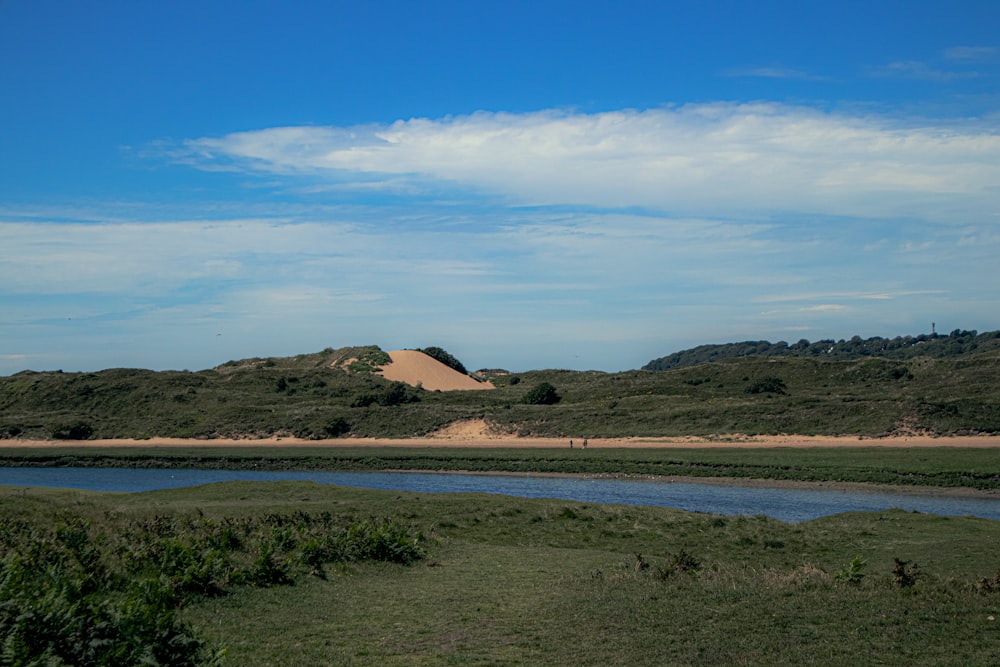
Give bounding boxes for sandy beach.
[5,433,1000,449]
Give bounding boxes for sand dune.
[377,350,494,391]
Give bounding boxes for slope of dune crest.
[377,350,494,391]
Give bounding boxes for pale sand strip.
[3,434,1000,449]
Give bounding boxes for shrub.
[350,346,391,371]
[835,555,866,584]
[976,569,1000,593]
[51,422,95,440]
[351,393,378,408]
[418,347,468,375]
[351,382,419,408]
[893,558,918,588]
[523,382,561,405]
[323,417,351,437]
[241,541,293,587]
[654,549,701,579]
[379,382,419,406]
[668,548,701,573]
[745,376,787,395]
[333,519,425,565]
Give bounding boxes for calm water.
[1,467,998,523]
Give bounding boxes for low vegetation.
[2,336,1000,440]
[2,483,1000,665]
[0,486,423,665]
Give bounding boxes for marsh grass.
[3,483,1000,665]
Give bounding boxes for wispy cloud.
[800,304,847,312]
[722,66,825,80]
[943,46,998,62]
[867,60,979,81]
[753,290,946,305]
[162,104,1000,224]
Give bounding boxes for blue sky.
[2,1,999,375]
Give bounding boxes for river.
[2,467,998,523]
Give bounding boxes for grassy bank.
[2,482,999,665]
[2,445,999,490]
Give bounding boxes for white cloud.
[168,104,1000,224]
[801,304,848,312]
[722,67,824,80]
[867,60,979,81]
[943,46,998,62]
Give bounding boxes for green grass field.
[3,481,1000,665]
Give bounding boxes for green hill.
[2,341,1000,440]
[642,329,1000,370]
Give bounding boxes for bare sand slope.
[377,350,494,391]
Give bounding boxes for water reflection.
[1,467,998,523]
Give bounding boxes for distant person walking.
[569,439,574,448]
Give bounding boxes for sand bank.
[4,433,1000,449]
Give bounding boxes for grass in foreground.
[2,482,1000,665]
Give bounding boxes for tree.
[523,382,560,405]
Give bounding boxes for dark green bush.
[418,347,468,375]
[351,393,378,408]
[523,382,561,405]
[745,377,787,395]
[240,541,293,587]
[323,417,351,437]
[51,422,95,440]
[333,519,424,565]
[893,558,918,588]
[351,382,420,408]
[379,382,419,406]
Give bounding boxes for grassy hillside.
[643,328,1000,370]
[2,344,1000,439]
